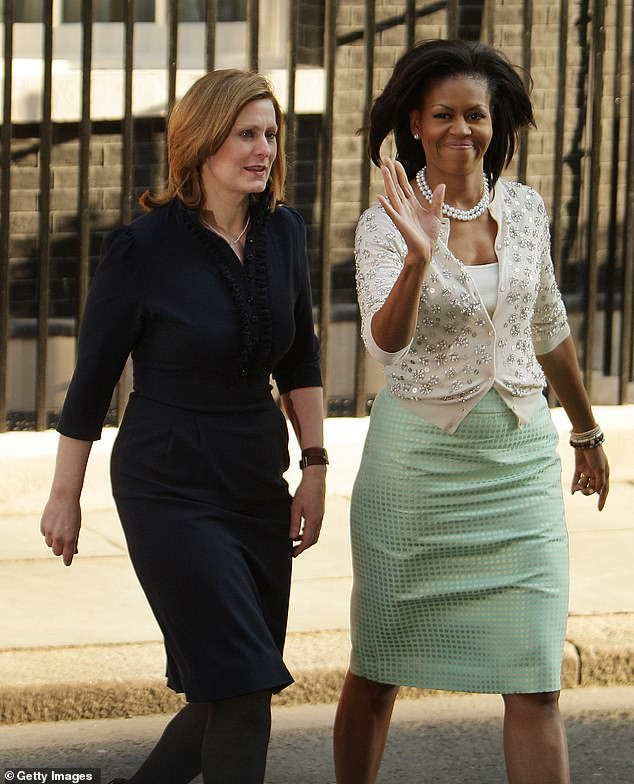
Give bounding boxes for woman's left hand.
[571,445,610,511]
[289,467,326,557]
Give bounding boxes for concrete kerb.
[1,617,633,725]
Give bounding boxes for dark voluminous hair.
[368,39,535,184]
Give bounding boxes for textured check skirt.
[349,387,569,694]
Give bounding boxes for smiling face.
[201,98,278,203]
[409,75,493,178]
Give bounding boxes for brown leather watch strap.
[299,447,329,469]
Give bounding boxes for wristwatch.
[299,447,329,470]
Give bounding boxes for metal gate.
[1,0,633,429]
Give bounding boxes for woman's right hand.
[39,435,93,567]
[40,496,81,566]
[377,158,444,276]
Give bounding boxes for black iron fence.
[1,0,633,430]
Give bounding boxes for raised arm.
[369,159,444,353]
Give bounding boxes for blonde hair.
[140,69,286,212]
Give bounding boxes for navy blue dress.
[57,197,322,701]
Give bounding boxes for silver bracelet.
[570,424,602,441]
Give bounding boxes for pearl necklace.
[199,213,250,247]
[416,167,490,221]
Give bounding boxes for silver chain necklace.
[416,167,490,221]
[199,214,250,247]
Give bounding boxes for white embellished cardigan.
[355,178,570,433]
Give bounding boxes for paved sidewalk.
[0,411,633,723]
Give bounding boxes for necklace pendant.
[199,213,250,247]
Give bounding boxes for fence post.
[551,0,569,283]
[206,0,217,71]
[581,0,606,395]
[619,0,634,403]
[603,0,625,376]
[318,0,337,407]
[35,2,54,430]
[286,0,299,203]
[116,0,137,423]
[353,0,376,418]
[77,0,93,322]
[248,0,259,71]
[517,0,533,184]
[0,0,14,432]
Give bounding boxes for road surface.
[2,687,633,783]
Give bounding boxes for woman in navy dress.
[40,69,327,784]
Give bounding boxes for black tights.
[126,689,272,784]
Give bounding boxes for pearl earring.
[413,132,420,140]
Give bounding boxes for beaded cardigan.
[355,179,570,433]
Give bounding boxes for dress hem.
[349,662,562,695]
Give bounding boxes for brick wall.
[7,115,322,321]
[8,119,165,320]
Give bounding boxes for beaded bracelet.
[569,425,604,450]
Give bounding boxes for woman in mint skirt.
[334,40,609,784]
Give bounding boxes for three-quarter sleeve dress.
[57,197,322,701]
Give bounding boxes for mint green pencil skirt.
[349,387,569,694]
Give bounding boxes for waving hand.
[377,158,444,274]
